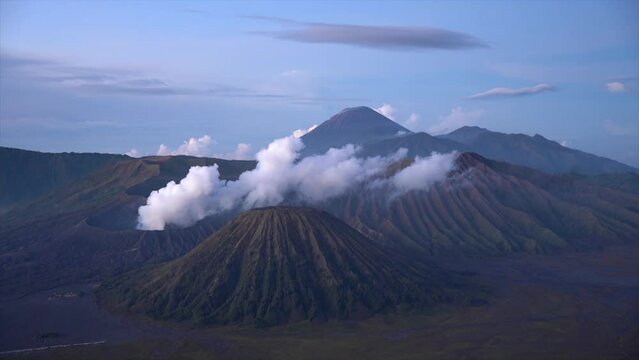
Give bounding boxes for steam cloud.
[138,166,224,230]
[137,135,458,230]
[387,152,458,196]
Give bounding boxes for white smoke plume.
[234,135,305,208]
[138,165,224,230]
[387,152,458,196]
[137,135,457,230]
[293,145,407,203]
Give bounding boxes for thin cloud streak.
[605,81,636,93]
[464,84,556,100]
[0,52,358,104]
[248,17,488,51]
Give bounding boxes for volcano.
[99,207,471,326]
[324,152,639,255]
[300,106,411,156]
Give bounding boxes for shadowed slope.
[583,172,639,194]
[326,153,639,255]
[0,147,128,210]
[359,132,468,158]
[100,207,472,327]
[438,126,636,175]
[0,156,255,297]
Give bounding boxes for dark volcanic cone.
[300,106,411,156]
[99,207,469,326]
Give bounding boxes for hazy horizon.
[1,0,637,166]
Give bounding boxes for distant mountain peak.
[437,125,489,145]
[299,106,411,156]
[338,105,376,114]
[452,152,499,173]
[321,106,401,127]
[455,151,487,164]
[457,125,488,131]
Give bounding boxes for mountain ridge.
[0,155,255,297]
[438,127,636,174]
[323,151,639,255]
[0,146,129,210]
[300,108,636,174]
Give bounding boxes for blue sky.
[0,0,637,165]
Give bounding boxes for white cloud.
[125,148,141,158]
[137,134,457,230]
[465,83,556,100]
[603,119,636,136]
[231,143,253,160]
[374,103,395,120]
[214,143,254,160]
[606,82,628,93]
[427,107,484,135]
[292,124,318,138]
[156,144,170,156]
[156,135,213,157]
[405,113,419,129]
[154,135,254,160]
